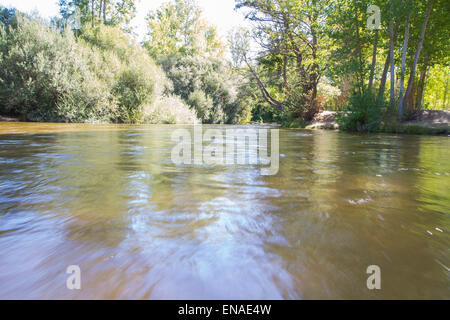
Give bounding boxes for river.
[0,123,448,299]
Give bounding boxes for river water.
[0,123,448,299]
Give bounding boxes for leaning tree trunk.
[244,58,285,111]
[402,0,434,113]
[398,13,411,115]
[378,53,390,102]
[379,23,399,103]
[389,0,396,108]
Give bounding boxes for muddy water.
[0,123,448,299]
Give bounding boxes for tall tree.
[236,0,330,119]
[145,0,224,58]
[388,0,396,107]
[402,0,434,113]
[368,29,378,91]
[398,11,411,115]
[59,0,136,30]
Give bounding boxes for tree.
[144,0,224,59]
[389,0,396,107]
[398,9,411,115]
[236,0,331,120]
[401,0,434,113]
[59,0,136,30]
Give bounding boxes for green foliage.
[336,90,386,132]
[423,65,449,110]
[188,89,214,121]
[235,0,330,120]
[0,14,102,122]
[142,0,251,125]
[144,0,224,59]
[113,67,154,123]
[144,96,198,124]
[0,13,197,124]
[2,0,447,129]
[159,54,251,124]
[59,0,137,31]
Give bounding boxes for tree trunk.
[283,54,288,92]
[422,68,429,107]
[389,0,396,107]
[99,0,103,19]
[378,24,399,102]
[378,54,390,102]
[103,0,107,22]
[354,1,364,94]
[398,13,411,115]
[244,58,285,111]
[415,64,428,110]
[443,72,449,110]
[91,0,95,27]
[368,30,378,91]
[402,0,434,112]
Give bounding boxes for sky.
[0,0,248,41]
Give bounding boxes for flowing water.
[0,123,448,299]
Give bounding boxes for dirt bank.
[306,110,450,133]
[401,110,450,129]
[0,116,19,122]
[306,111,339,130]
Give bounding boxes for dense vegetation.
[231,0,449,131]
[0,0,448,130]
[0,5,199,124]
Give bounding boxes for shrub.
[336,90,386,132]
[143,96,199,124]
[188,89,214,121]
[159,54,251,124]
[0,13,179,124]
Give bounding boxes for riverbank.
[306,110,450,135]
[2,110,449,135]
[0,116,19,122]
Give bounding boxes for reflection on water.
[0,123,448,299]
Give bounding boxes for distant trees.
[144,0,224,59]
[144,0,252,124]
[58,0,136,30]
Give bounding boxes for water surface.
[0,123,449,299]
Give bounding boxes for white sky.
[0,0,249,41]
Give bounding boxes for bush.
[159,54,251,124]
[0,14,91,121]
[0,13,192,124]
[143,96,198,124]
[336,90,386,132]
[188,89,214,122]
